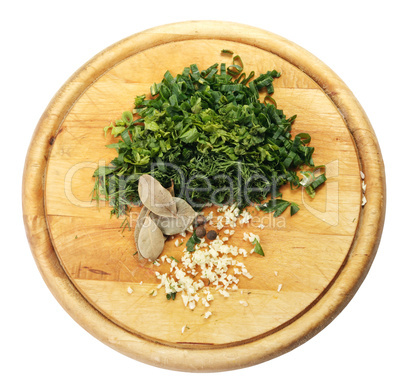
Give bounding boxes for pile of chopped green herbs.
[93,51,326,216]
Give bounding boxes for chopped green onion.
[221,49,234,55]
[93,51,324,217]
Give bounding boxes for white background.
[1,1,401,385]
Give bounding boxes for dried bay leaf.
[150,197,196,235]
[138,215,165,261]
[138,175,177,218]
[134,206,149,259]
[167,179,175,197]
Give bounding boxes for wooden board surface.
[23,21,385,371]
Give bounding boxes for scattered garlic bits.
[204,311,212,319]
[149,289,158,296]
[216,203,241,229]
[154,233,253,311]
[243,232,260,243]
[181,325,190,333]
[151,203,267,310]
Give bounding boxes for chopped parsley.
[93,52,324,216]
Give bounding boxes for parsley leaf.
[259,199,290,217]
[186,231,201,252]
[252,238,265,256]
[290,202,300,216]
[259,199,301,217]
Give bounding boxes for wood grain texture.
[22,21,385,372]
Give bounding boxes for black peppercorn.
[195,226,206,238]
[195,215,206,226]
[206,230,217,240]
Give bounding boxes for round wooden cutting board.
[22,21,385,372]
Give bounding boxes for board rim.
[22,20,386,372]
